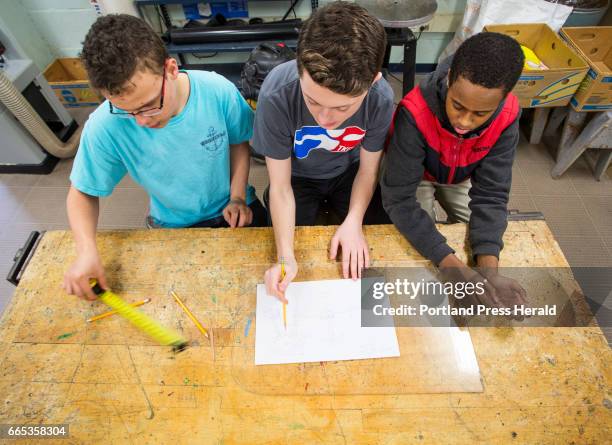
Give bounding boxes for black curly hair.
[80,14,168,95]
[449,32,525,95]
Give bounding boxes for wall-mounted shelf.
[166,39,297,54]
[137,0,305,65]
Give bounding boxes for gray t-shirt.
[252,60,394,179]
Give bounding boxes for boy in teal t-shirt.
[64,14,266,300]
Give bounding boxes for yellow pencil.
[170,291,210,339]
[281,259,287,330]
[86,298,151,323]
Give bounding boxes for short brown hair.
[297,1,386,96]
[80,14,168,95]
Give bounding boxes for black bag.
[241,42,295,100]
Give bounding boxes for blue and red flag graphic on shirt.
[293,126,366,159]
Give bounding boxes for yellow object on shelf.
[521,45,548,70]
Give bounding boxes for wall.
[0,0,54,70]
[390,0,465,65]
[22,0,98,59]
[0,0,97,70]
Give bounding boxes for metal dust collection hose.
[0,69,81,159]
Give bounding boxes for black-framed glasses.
[109,68,166,118]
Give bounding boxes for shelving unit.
[136,0,306,70]
[136,1,414,93]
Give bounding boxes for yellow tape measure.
[91,281,188,353]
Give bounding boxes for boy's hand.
[440,256,528,321]
[330,219,370,280]
[63,250,108,301]
[222,198,252,228]
[439,255,498,305]
[481,272,528,315]
[264,257,298,303]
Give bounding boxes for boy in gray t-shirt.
[252,2,394,301]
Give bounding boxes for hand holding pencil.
[263,256,297,304]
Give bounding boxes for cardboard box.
[43,58,102,108]
[484,24,589,108]
[560,26,612,112]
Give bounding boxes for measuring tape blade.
[91,282,188,353]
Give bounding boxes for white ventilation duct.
[89,0,140,16]
[0,69,81,159]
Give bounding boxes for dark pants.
[146,198,268,229]
[265,162,390,226]
[190,198,268,228]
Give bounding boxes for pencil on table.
[171,290,214,361]
[170,291,210,339]
[86,298,151,323]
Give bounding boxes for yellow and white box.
[43,58,103,108]
[484,23,589,108]
[561,26,612,112]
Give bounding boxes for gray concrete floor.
[0,74,610,340]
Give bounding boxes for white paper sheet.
[255,279,400,365]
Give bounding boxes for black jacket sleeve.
[381,108,455,264]
[468,114,520,259]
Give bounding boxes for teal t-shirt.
[70,70,256,227]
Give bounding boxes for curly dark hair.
[297,1,386,96]
[80,14,168,95]
[449,32,525,95]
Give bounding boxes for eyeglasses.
[109,69,166,118]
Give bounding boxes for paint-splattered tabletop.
[0,222,609,444]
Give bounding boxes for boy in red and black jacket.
[382,32,527,305]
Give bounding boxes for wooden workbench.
[0,222,610,444]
